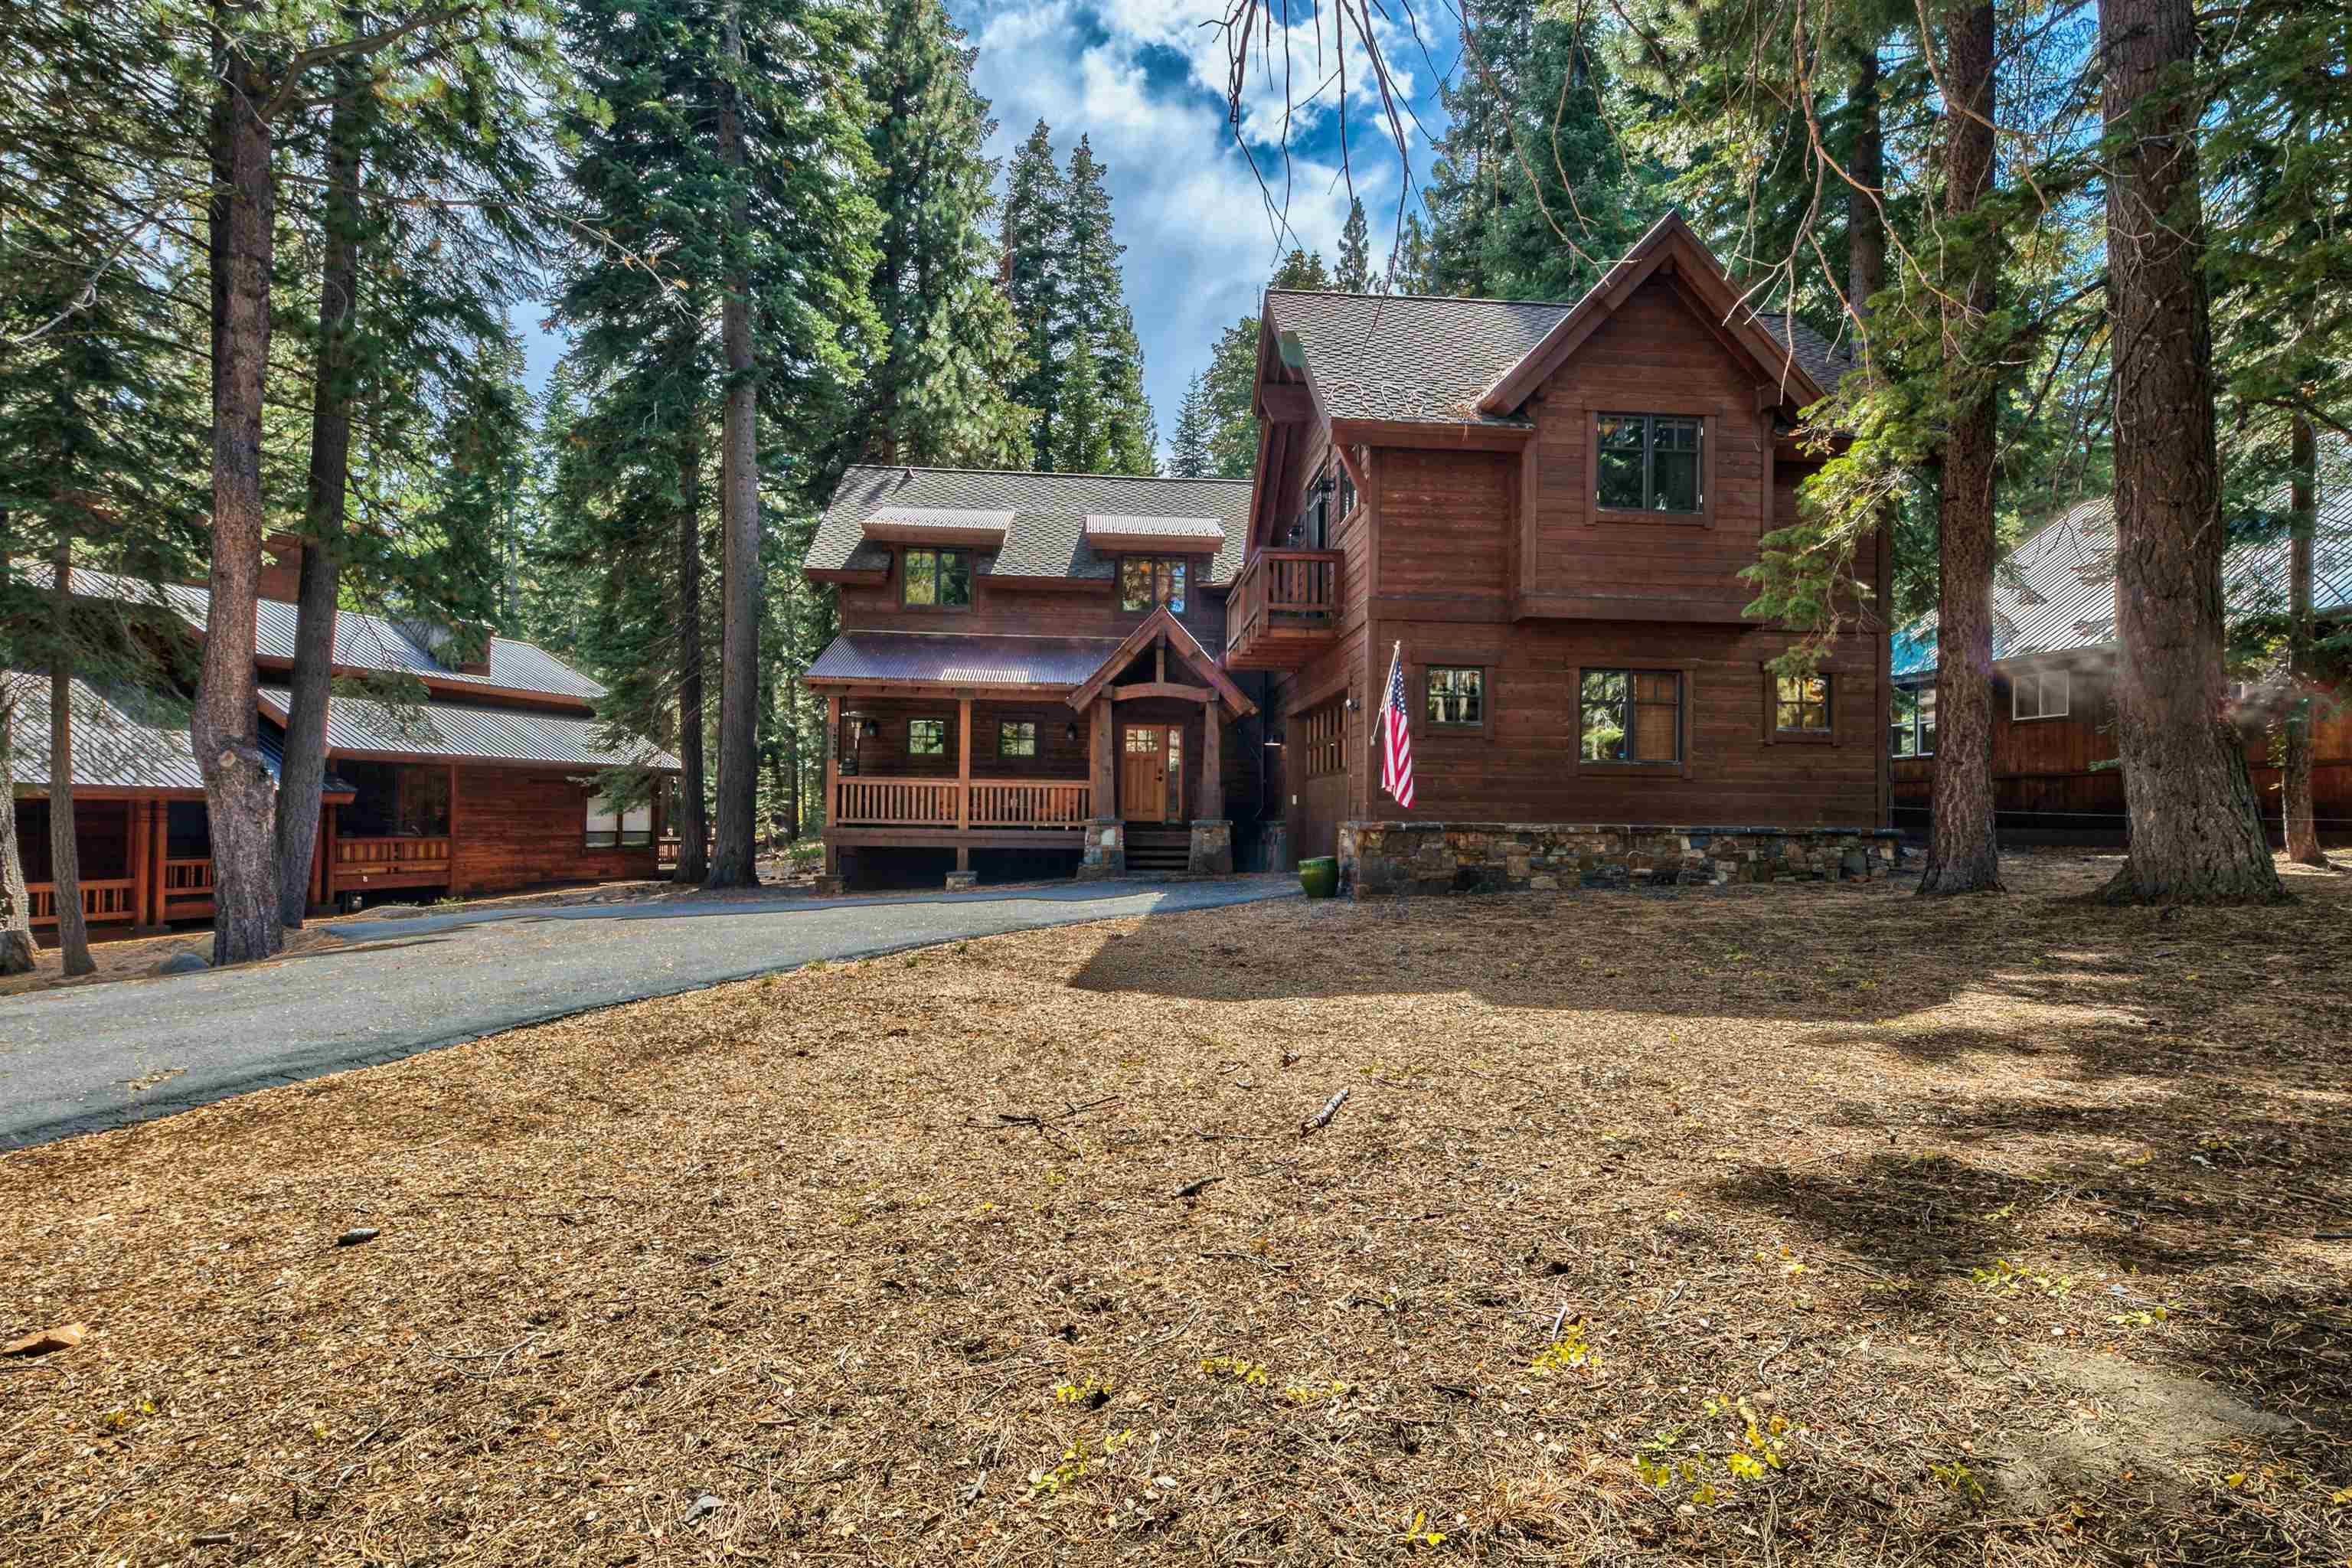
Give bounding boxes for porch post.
[1077,697,1123,880]
[1200,699,1222,820]
[147,799,168,927]
[128,795,152,932]
[823,694,841,880]
[446,763,461,894]
[957,696,972,831]
[1089,699,1113,818]
[307,802,328,909]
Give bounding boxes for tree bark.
[2282,413,2324,866]
[707,0,762,887]
[1846,41,1885,329]
[276,34,370,927]
[199,15,287,963]
[1916,0,2004,896]
[0,517,34,975]
[671,436,709,884]
[2094,0,2283,903]
[47,537,93,975]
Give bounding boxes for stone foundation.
[944,870,979,891]
[1188,818,1233,875]
[1076,818,1126,880]
[1341,821,1901,897]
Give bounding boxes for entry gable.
[1066,606,1257,718]
[1476,212,1828,418]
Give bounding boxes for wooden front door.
[1119,724,1181,823]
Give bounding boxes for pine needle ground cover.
[3,854,2347,1564]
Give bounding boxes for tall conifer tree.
[1337,196,1373,291]
[1000,121,1067,468]
[1060,137,1155,474]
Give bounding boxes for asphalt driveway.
[0,877,1296,1148]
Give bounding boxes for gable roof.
[809,466,1254,588]
[4,673,351,796]
[44,564,606,703]
[1890,483,2352,679]
[1063,605,1257,717]
[255,688,680,771]
[805,632,1125,688]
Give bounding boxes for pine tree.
[1383,212,1436,294]
[1054,322,1109,475]
[1001,121,1067,468]
[1169,373,1214,477]
[1059,136,1156,474]
[853,0,1034,468]
[1337,196,1373,291]
[1201,319,1260,479]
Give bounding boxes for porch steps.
[1123,826,1191,874]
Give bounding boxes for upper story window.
[1119,556,1187,614]
[1890,684,1936,756]
[2012,668,2069,721]
[1579,669,1682,763]
[1596,413,1704,513]
[1426,666,1485,728]
[1294,459,1350,550]
[1774,673,1831,733]
[902,548,972,609]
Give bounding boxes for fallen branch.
[1301,1088,1350,1135]
[1174,1174,1224,1199]
[972,1096,1120,1132]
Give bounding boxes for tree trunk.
[707,0,761,887]
[199,20,286,963]
[671,437,709,884]
[1916,0,2004,897]
[0,517,34,975]
[1846,41,1885,329]
[276,37,369,927]
[48,537,93,975]
[2282,413,2324,867]
[2094,0,2283,903]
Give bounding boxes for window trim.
[1586,411,1715,528]
[1761,666,1838,746]
[1118,554,1192,616]
[899,547,974,612]
[585,792,653,851]
[1573,663,1695,778]
[2011,666,2071,722]
[1413,656,1495,740]
[997,718,1038,759]
[1890,682,1937,758]
[906,716,950,757]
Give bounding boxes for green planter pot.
[1298,856,1338,899]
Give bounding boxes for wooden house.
[1890,489,2352,843]
[805,215,1903,890]
[10,541,680,937]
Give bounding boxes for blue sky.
[524,0,1459,463]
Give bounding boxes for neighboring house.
[1889,488,2352,842]
[9,537,681,935]
[804,214,1901,890]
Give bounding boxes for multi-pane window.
[2011,668,2069,720]
[1426,666,1485,727]
[1774,673,1831,733]
[902,547,972,608]
[1579,670,1682,763]
[1890,684,1937,756]
[1596,413,1704,513]
[998,720,1037,758]
[1301,698,1345,780]
[909,717,947,756]
[1119,555,1188,613]
[586,793,652,849]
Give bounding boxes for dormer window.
[1119,556,1187,614]
[1596,413,1704,514]
[901,547,972,609]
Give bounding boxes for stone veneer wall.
[1341,822,1901,896]
[1188,818,1233,875]
[1076,819,1125,880]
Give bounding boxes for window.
[1774,673,1831,733]
[1579,670,1682,763]
[909,717,947,756]
[1301,697,1346,780]
[902,547,972,609]
[1119,555,1188,613]
[998,720,1037,758]
[586,792,652,849]
[1335,462,1356,523]
[2012,668,2069,720]
[1890,684,1937,757]
[1595,413,1704,514]
[1426,666,1485,728]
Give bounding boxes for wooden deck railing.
[163,858,215,896]
[832,777,1091,828]
[335,835,453,874]
[1225,548,1342,659]
[27,879,138,926]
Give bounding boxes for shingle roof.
[1890,482,2352,679]
[1755,313,1854,393]
[48,565,606,701]
[5,674,348,795]
[811,467,1253,587]
[805,632,1124,688]
[255,688,681,770]
[1265,292,1569,426]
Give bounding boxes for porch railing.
[1225,548,1342,656]
[163,858,215,896]
[832,777,1091,828]
[27,879,138,926]
[335,835,454,874]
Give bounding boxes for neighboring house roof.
[47,564,607,702]
[805,632,1125,688]
[1890,486,2352,679]
[255,688,681,771]
[4,674,348,795]
[810,466,1254,587]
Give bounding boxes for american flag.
[1378,641,1415,809]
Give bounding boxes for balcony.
[1223,549,1342,671]
[832,777,1093,831]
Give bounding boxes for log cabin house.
[10,539,680,938]
[806,214,1904,891]
[1889,488,2352,843]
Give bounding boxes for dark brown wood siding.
[449,765,658,895]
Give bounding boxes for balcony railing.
[335,835,453,877]
[1225,548,1342,670]
[833,777,1092,829]
[28,879,139,926]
